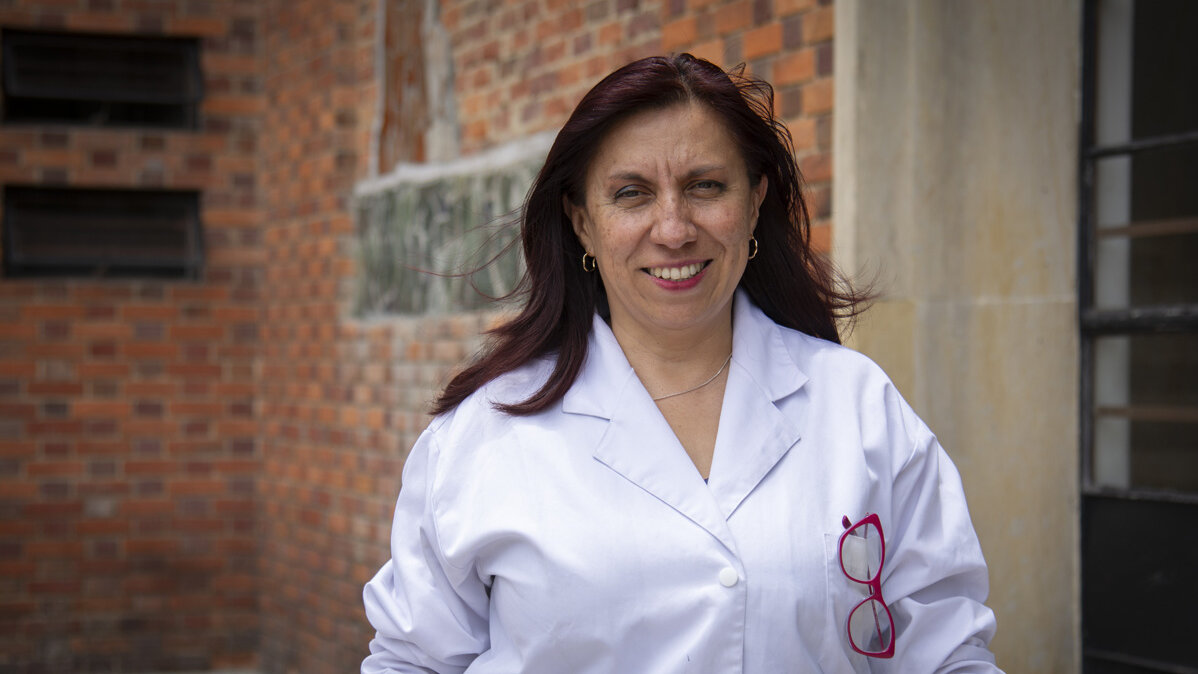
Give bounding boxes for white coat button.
[718,567,738,587]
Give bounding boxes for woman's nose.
[650,194,697,248]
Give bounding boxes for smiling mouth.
[646,261,709,281]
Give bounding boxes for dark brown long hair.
[432,54,869,416]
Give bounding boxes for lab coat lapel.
[563,316,740,552]
[707,292,807,519]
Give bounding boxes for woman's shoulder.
[772,321,891,385]
[737,292,890,387]
[427,354,557,438]
[417,356,563,505]
[770,319,926,416]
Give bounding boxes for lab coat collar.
[561,291,807,548]
[710,291,806,517]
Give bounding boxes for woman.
[363,54,1001,673]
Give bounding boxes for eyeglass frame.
[838,512,896,658]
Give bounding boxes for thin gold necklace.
[652,353,733,402]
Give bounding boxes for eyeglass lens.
[849,598,894,653]
[842,522,883,583]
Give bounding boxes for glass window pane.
[1094,0,1198,143]
[1129,0,1198,140]
[1092,333,1198,492]
[1094,0,1133,146]
[1092,144,1198,309]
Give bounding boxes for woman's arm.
[362,427,490,674]
[876,406,1003,674]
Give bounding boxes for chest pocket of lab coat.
[821,533,872,674]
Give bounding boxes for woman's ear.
[563,195,593,253]
[751,175,768,232]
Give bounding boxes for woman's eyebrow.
[684,165,726,179]
[608,171,648,183]
[606,165,727,183]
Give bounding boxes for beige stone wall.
[833,1,1081,671]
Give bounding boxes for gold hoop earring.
[582,252,597,272]
[747,237,758,260]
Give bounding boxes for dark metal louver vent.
[3,185,203,279]
[1,29,202,129]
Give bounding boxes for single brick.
[715,0,751,35]
[776,0,815,15]
[802,3,833,42]
[742,23,782,60]
[773,48,814,85]
[663,15,697,51]
[801,77,833,114]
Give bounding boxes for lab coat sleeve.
[877,405,1003,674]
[362,425,490,674]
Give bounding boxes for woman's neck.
[610,314,735,403]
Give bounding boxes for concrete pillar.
[834,2,1081,671]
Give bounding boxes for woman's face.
[566,102,767,344]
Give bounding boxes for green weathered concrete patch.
[353,133,553,316]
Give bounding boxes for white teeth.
[649,263,703,281]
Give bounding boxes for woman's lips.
[643,261,711,290]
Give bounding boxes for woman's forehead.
[586,103,745,182]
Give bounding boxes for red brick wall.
[445,0,666,152]
[256,0,503,666]
[0,1,262,670]
[256,0,396,670]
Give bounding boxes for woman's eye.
[692,180,724,193]
[614,187,645,200]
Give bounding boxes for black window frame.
[1078,0,1198,506]
[2,185,204,281]
[1,28,203,130]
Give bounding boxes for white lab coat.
[363,292,1001,673]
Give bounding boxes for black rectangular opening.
[2,185,203,279]
[1,28,202,129]
[1082,495,1198,672]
